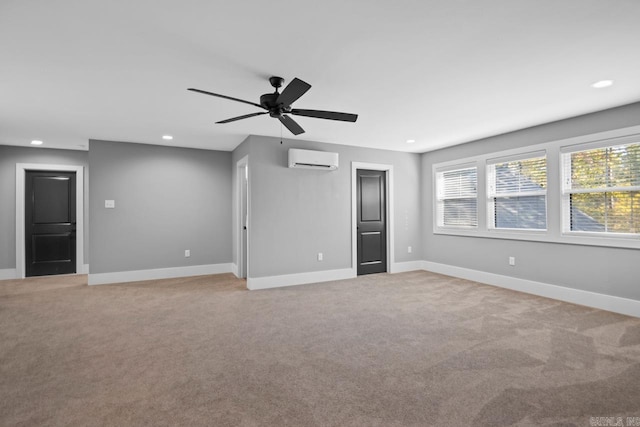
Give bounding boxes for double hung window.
[436,166,478,228]
[433,129,640,248]
[562,140,640,235]
[487,154,547,230]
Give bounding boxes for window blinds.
[436,167,477,227]
[562,142,640,234]
[487,155,547,230]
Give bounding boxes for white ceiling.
[1,0,640,153]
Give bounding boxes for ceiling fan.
[188,76,358,136]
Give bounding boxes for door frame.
[351,162,394,276]
[16,163,85,279]
[235,155,249,279]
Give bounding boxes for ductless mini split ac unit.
[288,148,339,170]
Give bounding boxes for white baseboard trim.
[389,261,424,274]
[88,263,233,286]
[248,268,355,291]
[0,268,17,280]
[231,263,239,278]
[1,266,88,281]
[423,261,640,318]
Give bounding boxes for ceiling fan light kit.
[188,76,358,136]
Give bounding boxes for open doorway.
[236,156,249,279]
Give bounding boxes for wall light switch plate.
[105,200,115,209]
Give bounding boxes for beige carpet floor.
[1,271,640,426]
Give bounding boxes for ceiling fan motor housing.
[260,92,290,117]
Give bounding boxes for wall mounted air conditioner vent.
[288,148,339,170]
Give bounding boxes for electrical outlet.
[509,256,515,266]
[105,200,115,209]
[317,252,323,261]
[408,246,412,253]
[185,250,190,258]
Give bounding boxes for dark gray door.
[357,169,387,275]
[25,171,76,277]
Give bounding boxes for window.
[487,154,547,230]
[562,141,640,235]
[432,127,640,248]
[436,166,478,228]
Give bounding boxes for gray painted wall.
[422,102,640,301]
[0,145,89,270]
[88,140,232,274]
[236,135,422,278]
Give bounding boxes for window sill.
[433,228,640,249]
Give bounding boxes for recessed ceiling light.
[162,135,173,140]
[406,139,416,144]
[31,140,43,145]
[591,80,613,89]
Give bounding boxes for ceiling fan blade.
[276,78,311,107]
[188,88,264,109]
[216,112,268,124]
[278,115,305,135]
[291,109,358,122]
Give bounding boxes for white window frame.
[487,151,548,232]
[431,125,640,249]
[560,135,640,241]
[434,162,478,232]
